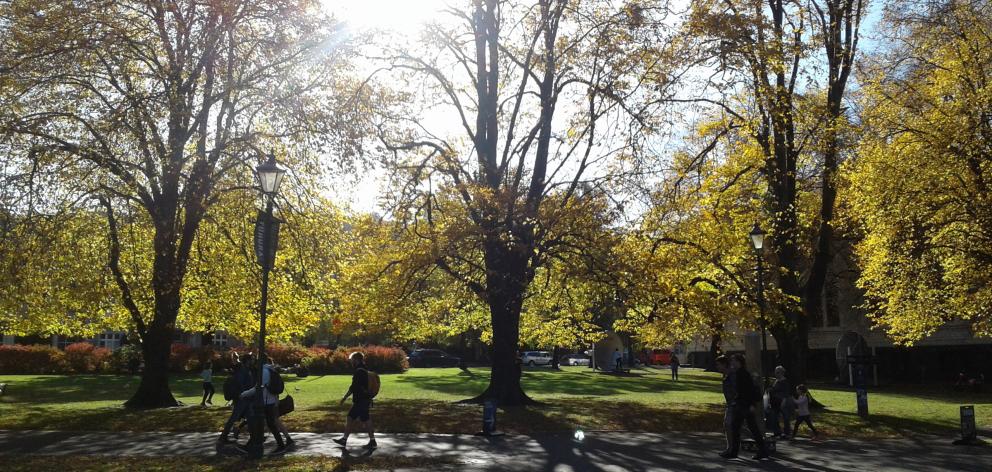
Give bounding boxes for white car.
[560,353,591,366]
[521,351,553,366]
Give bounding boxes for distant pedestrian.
[613,348,623,372]
[200,361,215,406]
[768,366,793,438]
[791,384,818,440]
[334,352,377,451]
[670,355,680,381]
[721,354,769,460]
[716,355,735,457]
[218,353,253,445]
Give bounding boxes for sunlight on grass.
[2,367,989,438]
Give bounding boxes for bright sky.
[319,0,453,212]
[318,0,885,214]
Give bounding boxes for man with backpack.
[721,354,770,460]
[218,353,253,446]
[236,354,289,456]
[333,351,378,451]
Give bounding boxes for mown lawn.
[1,367,989,439]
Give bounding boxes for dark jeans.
[615,359,623,371]
[245,403,284,448]
[671,367,679,380]
[793,415,817,437]
[221,400,250,438]
[729,404,767,456]
[201,382,214,404]
[768,403,792,437]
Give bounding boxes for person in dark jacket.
[217,353,254,445]
[721,354,770,460]
[768,365,793,438]
[334,352,377,451]
[716,355,735,456]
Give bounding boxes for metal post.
[757,254,768,384]
[247,196,274,459]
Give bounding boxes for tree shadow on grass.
[393,368,720,398]
[0,375,212,405]
[0,403,230,432]
[817,408,963,439]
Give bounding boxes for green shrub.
[109,344,143,374]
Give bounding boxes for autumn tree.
[846,0,992,342]
[0,0,358,407]
[673,0,864,382]
[360,0,677,405]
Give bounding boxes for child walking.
[200,361,215,406]
[791,384,818,439]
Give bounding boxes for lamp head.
[749,223,766,251]
[255,151,286,195]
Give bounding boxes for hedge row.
[0,343,408,375]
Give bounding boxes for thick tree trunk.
[467,289,535,406]
[125,324,178,408]
[125,216,188,408]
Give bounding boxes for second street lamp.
[749,223,769,384]
[246,151,286,459]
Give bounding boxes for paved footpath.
[2,430,990,471]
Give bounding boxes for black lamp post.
[246,151,286,459]
[749,223,768,383]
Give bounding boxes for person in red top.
[333,352,377,451]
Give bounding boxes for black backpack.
[268,367,285,395]
[223,375,239,401]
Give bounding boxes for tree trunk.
[465,242,536,406]
[125,324,178,408]
[125,218,187,408]
[705,332,722,372]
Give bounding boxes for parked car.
[560,353,591,366]
[521,351,553,366]
[637,349,673,366]
[407,349,461,368]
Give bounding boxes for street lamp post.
[246,151,286,459]
[749,223,768,384]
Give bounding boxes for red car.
[638,349,672,366]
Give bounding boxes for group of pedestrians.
[767,365,818,440]
[716,354,819,461]
[208,350,376,456]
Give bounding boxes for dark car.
[407,349,461,368]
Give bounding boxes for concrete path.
[1,430,990,471]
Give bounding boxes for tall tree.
[679,0,864,382]
[847,0,992,342]
[0,0,356,407]
[364,0,676,404]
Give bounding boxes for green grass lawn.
[1,367,989,439]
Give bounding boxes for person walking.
[721,354,770,460]
[768,366,793,438]
[670,354,680,381]
[236,355,287,455]
[218,353,253,445]
[200,361,215,406]
[791,384,819,440]
[262,356,295,451]
[613,348,623,372]
[716,355,736,457]
[334,352,377,451]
